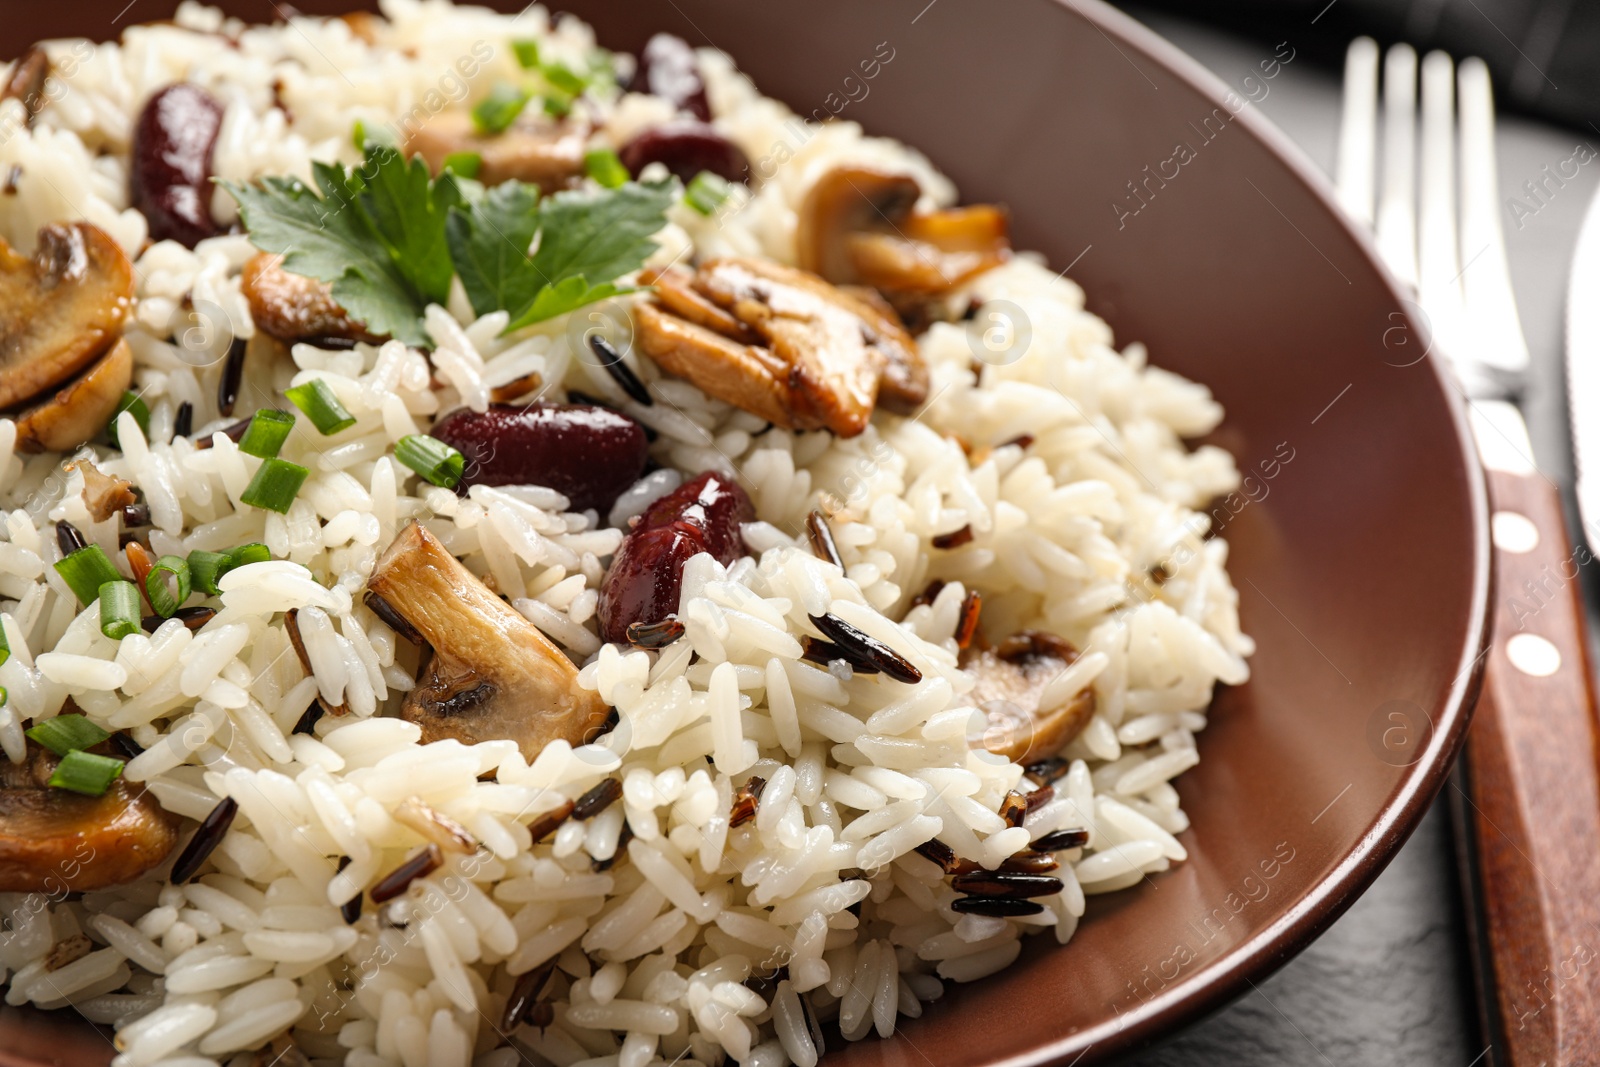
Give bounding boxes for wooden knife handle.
[1463,467,1600,1065]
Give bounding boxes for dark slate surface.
[1103,8,1600,1065]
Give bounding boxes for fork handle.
[1461,467,1600,1065]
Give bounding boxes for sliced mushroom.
[963,631,1096,765]
[14,338,132,454]
[796,165,1009,307]
[240,253,382,346]
[367,522,612,759]
[2,46,50,128]
[403,111,586,192]
[77,458,137,523]
[0,222,134,410]
[0,742,179,893]
[634,257,925,437]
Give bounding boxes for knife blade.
[1565,183,1600,542]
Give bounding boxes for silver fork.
[1338,41,1600,1067]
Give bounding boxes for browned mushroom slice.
[14,338,133,454]
[240,253,382,346]
[636,257,926,436]
[963,631,1096,765]
[77,458,137,523]
[796,166,921,284]
[367,522,612,759]
[837,284,929,414]
[2,46,49,127]
[640,267,759,343]
[797,165,1009,299]
[0,222,134,411]
[0,743,179,893]
[403,111,586,192]
[698,257,919,431]
[634,302,794,427]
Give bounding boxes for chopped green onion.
[443,151,482,179]
[285,380,356,436]
[542,92,572,118]
[230,543,272,568]
[512,39,541,69]
[189,543,272,595]
[48,749,123,796]
[1,687,8,708]
[26,713,110,756]
[241,458,310,513]
[584,148,629,189]
[98,580,142,639]
[55,545,123,606]
[542,61,587,97]
[106,392,151,449]
[472,83,531,135]
[395,435,466,489]
[239,409,296,458]
[188,550,230,596]
[684,171,732,216]
[0,618,10,669]
[145,556,192,618]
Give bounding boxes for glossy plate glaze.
[0,2,1490,1064]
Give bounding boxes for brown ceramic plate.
[0,1,1490,1064]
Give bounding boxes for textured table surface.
[1105,8,1600,1066]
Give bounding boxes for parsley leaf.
[227,144,674,346]
[224,146,462,346]
[445,181,544,321]
[449,178,675,331]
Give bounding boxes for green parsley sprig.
[222,144,674,346]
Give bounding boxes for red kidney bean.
[634,33,711,121]
[599,471,753,643]
[131,83,224,248]
[619,122,749,186]
[429,403,648,513]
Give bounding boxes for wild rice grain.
[336,858,362,924]
[999,851,1060,874]
[194,417,251,449]
[501,958,557,1032]
[292,701,324,736]
[589,335,653,406]
[805,511,843,570]
[369,843,442,903]
[527,799,575,843]
[573,777,623,820]
[808,614,921,684]
[363,592,421,644]
[56,519,86,555]
[172,402,193,440]
[217,336,247,416]
[800,636,879,675]
[955,590,982,649]
[141,606,214,633]
[1032,828,1090,852]
[169,796,238,884]
[950,872,1064,899]
[931,525,974,549]
[998,791,1027,828]
[949,897,1044,917]
[729,776,766,828]
[626,617,686,648]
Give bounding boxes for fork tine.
[1417,51,1467,372]
[1376,44,1419,286]
[1335,37,1380,225]
[1457,57,1531,376]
